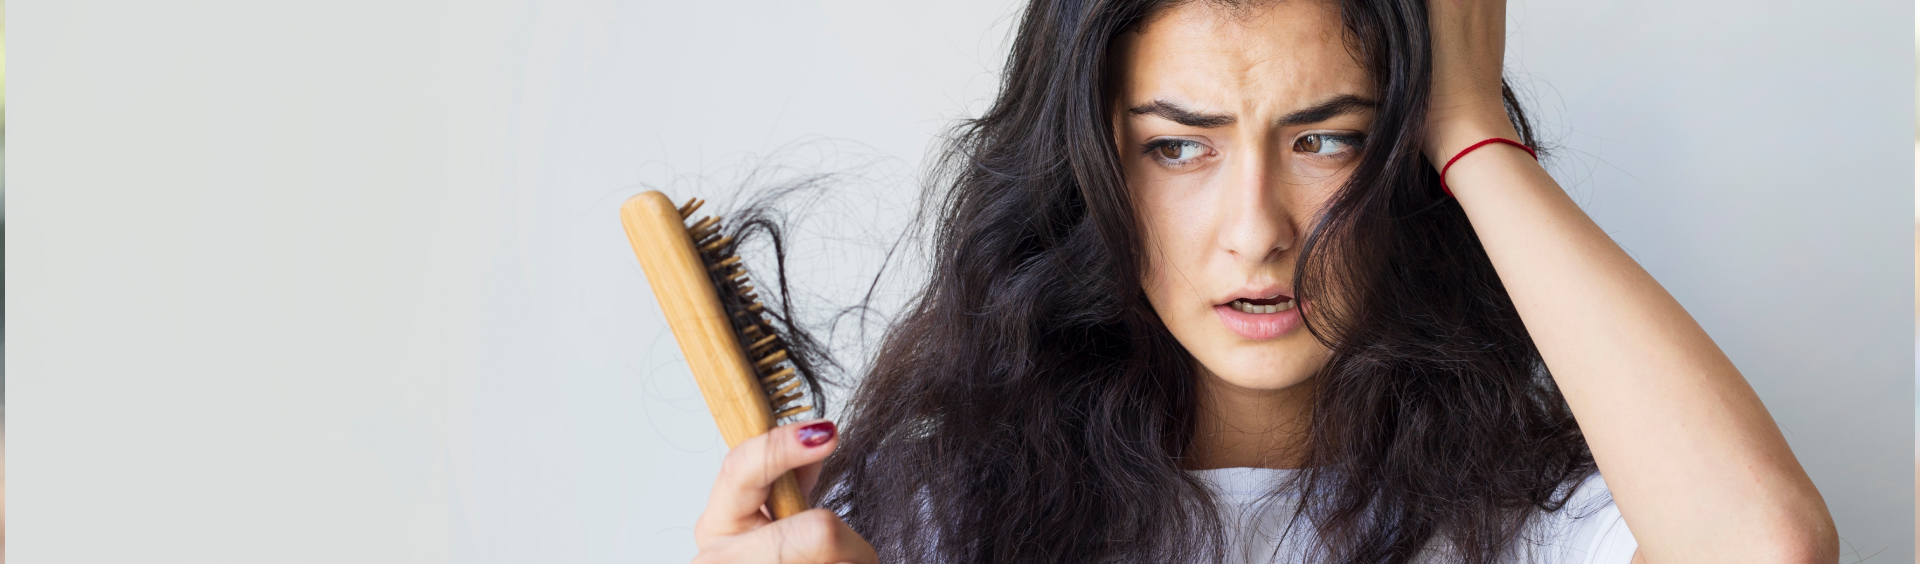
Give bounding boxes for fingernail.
[797,421,836,448]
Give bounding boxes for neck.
[1186,368,1315,470]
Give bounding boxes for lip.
[1217,285,1292,306]
[1213,302,1303,340]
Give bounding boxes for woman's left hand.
[1423,0,1521,170]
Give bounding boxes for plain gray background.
[13,0,1914,562]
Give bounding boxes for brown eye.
[1156,144,1184,160]
[1147,140,1205,164]
[1294,135,1322,153]
[1294,134,1364,156]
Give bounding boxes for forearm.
[1445,146,1837,563]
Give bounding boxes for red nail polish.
[797,421,836,447]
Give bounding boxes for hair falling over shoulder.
[805,1,1595,562]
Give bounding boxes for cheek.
[1136,207,1186,311]
[1292,161,1356,211]
[1133,184,1213,301]
[1133,192,1202,330]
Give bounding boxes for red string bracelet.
[1439,138,1537,197]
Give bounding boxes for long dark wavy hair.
[805,0,1595,562]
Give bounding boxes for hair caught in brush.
[695,180,848,419]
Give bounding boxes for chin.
[1197,336,1329,391]
[1206,362,1319,392]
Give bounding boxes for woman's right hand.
[692,420,877,564]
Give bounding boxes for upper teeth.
[1230,298,1294,314]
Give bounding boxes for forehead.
[1111,1,1371,109]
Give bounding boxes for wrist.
[1438,138,1537,198]
[1424,111,1521,169]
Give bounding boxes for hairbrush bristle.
[680,198,814,422]
[677,198,705,218]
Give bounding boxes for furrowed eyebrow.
[1127,100,1235,128]
[1276,94,1377,127]
[1125,95,1378,129]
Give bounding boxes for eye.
[1294,133,1364,156]
[1143,139,1209,167]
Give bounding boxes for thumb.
[781,420,838,497]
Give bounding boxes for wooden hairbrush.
[620,190,813,518]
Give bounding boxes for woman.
[689,0,1837,562]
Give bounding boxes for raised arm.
[1423,1,1837,562]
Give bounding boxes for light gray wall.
[14,0,1912,562]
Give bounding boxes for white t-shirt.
[1190,467,1638,564]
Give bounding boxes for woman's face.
[1112,1,1374,392]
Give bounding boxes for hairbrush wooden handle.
[620,190,808,519]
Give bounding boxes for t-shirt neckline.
[1187,466,1303,498]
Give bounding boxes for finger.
[694,509,878,564]
[794,458,826,499]
[697,419,840,540]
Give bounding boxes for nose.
[1216,145,1296,264]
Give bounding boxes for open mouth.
[1214,292,1303,340]
[1226,294,1295,314]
